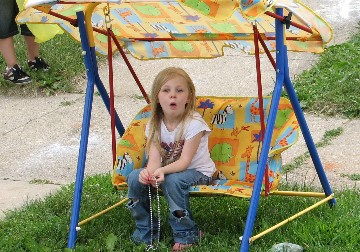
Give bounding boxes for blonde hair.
[146,67,196,157]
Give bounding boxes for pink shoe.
[172,242,194,251]
[172,231,204,251]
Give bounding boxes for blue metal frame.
[67,12,96,249]
[67,8,335,251]
[283,52,336,204]
[239,8,335,252]
[67,11,124,249]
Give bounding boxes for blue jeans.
[126,168,211,244]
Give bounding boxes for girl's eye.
[176,89,183,92]
[162,89,169,93]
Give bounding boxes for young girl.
[126,67,216,251]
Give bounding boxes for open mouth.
[170,102,177,109]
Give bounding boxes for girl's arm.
[151,131,204,182]
[139,142,162,185]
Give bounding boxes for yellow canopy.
[17,0,333,59]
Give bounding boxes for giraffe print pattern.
[113,96,299,197]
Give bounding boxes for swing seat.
[112,96,299,198]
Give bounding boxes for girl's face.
[157,76,190,121]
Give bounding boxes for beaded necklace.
[146,179,161,251]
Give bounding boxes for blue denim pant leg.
[126,168,158,245]
[160,169,211,244]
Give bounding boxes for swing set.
[19,1,336,251]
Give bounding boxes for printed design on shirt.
[161,139,185,166]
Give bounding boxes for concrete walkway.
[1,1,359,218]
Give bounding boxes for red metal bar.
[258,35,276,70]
[47,10,77,26]
[45,9,150,103]
[107,28,117,165]
[253,25,270,196]
[115,36,307,42]
[46,10,310,43]
[93,27,174,42]
[265,36,314,41]
[265,11,313,34]
[109,30,150,104]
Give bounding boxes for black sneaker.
[3,64,32,85]
[28,57,50,71]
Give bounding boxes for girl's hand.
[139,169,152,185]
[150,169,165,185]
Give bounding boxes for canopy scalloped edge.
[24,0,122,9]
[18,0,333,59]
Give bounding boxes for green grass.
[292,30,360,119]
[341,173,360,181]
[0,33,87,96]
[0,174,359,252]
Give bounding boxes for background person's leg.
[0,37,17,68]
[0,0,31,84]
[0,0,20,68]
[23,34,39,62]
[21,26,50,71]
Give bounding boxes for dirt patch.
[283,160,359,191]
[283,119,360,191]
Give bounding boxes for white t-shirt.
[146,111,216,178]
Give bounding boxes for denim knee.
[163,173,185,188]
[126,168,141,187]
[126,169,144,198]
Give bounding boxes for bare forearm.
[159,158,190,174]
[146,160,161,173]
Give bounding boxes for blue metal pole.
[92,54,125,136]
[283,51,336,206]
[240,8,286,252]
[67,11,97,249]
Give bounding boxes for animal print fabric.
[19,0,332,57]
[112,96,299,198]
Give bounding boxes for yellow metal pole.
[250,194,334,242]
[78,198,129,227]
[83,3,100,48]
[269,190,326,198]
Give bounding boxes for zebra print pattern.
[211,105,233,125]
